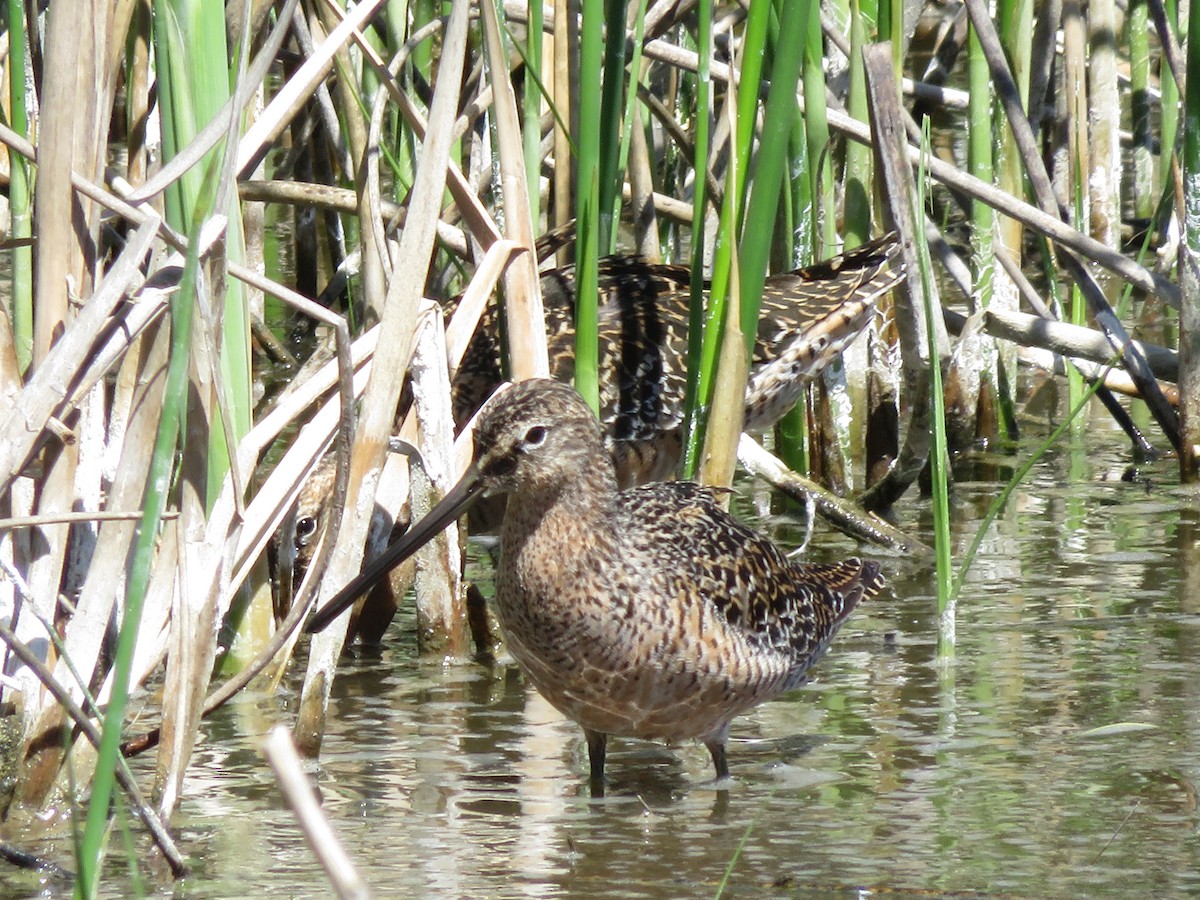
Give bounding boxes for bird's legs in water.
[706,740,730,781]
[586,730,607,796]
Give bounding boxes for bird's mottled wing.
[753,232,903,368]
[618,482,884,679]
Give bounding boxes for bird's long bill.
[304,468,484,634]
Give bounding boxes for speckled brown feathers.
[471,379,884,785]
[306,378,885,785]
[449,235,904,486]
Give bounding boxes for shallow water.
[10,417,1200,898]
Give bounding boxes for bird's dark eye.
[296,516,317,542]
[523,425,548,448]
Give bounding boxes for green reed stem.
[76,171,212,900]
[683,0,811,477]
[523,0,543,224]
[683,0,772,475]
[842,0,872,245]
[681,0,712,472]
[737,0,811,353]
[704,0,770,303]
[597,0,629,254]
[966,20,993,302]
[154,0,252,509]
[6,0,32,375]
[574,0,605,412]
[916,127,952,621]
[776,90,811,475]
[802,11,835,255]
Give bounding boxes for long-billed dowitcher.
[452,233,903,485]
[307,379,884,788]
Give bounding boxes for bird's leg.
[706,740,730,781]
[585,730,607,795]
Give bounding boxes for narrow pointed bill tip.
[304,468,484,634]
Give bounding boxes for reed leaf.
[6,0,32,375]
[916,127,952,626]
[77,174,212,900]
[681,0,713,474]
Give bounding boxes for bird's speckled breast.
[493,487,795,742]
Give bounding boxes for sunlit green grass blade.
[76,173,212,900]
[681,0,712,474]
[574,0,605,412]
[682,0,772,475]
[916,127,952,627]
[6,0,32,375]
[842,0,872,245]
[736,0,812,350]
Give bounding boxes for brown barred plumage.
[449,233,904,485]
[308,380,884,789]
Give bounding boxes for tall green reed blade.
[154,0,252,509]
[699,0,814,488]
[523,0,544,225]
[574,0,606,412]
[736,0,812,353]
[711,0,771,283]
[795,2,852,484]
[6,0,32,375]
[801,9,835,255]
[681,0,713,475]
[967,20,993,312]
[877,0,903,73]
[1181,0,1200,480]
[76,172,214,900]
[916,124,952,635]
[842,0,873,244]
[776,91,812,475]
[597,0,629,254]
[686,0,777,480]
